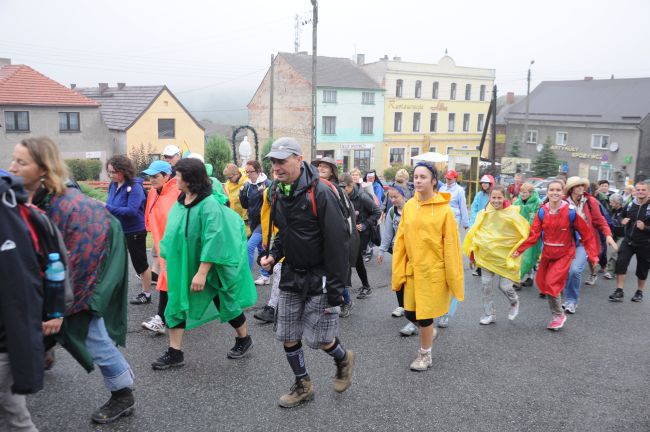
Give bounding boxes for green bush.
[66,159,102,181]
[261,138,273,176]
[382,164,414,181]
[78,182,107,202]
[204,135,233,182]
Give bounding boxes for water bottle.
[45,253,66,319]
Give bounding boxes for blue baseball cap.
[142,160,172,176]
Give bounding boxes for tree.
[261,138,273,177]
[204,135,232,182]
[509,138,521,157]
[129,142,155,175]
[383,164,414,181]
[533,136,560,178]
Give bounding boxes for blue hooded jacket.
[106,177,146,234]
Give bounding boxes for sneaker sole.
[608,297,624,302]
[410,363,433,372]
[253,316,274,323]
[227,340,253,359]
[91,406,135,424]
[631,298,643,302]
[142,326,166,335]
[278,392,314,408]
[152,361,185,370]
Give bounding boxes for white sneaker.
[508,301,519,321]
[254,275,270,285]
[399,322,418,336]
[409,351,432,371]
[585,273,598,286]
[437,314,449,328]
[479,314,496,325]
[603,272,614,280]
[142,315,165,334]
[564,302,577,314]
[391,306,405,317]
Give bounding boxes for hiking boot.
[339,302,353,318]
[254,275,270,285]
[278,377,314,408]
[479,314,496,325]
[130,292,151,305]
[357,286,372,299]
[631,290,643,302]
[609,288,624,302]
[333,350,355,393]
[91,389,135,424]
[508,301,520,321]
[437,314,449,328]
[227,335,253,359]
[409,350,433,371]
[142,315,165,334]
[399,322,418,336]
[254,305,275,323]
[152,347,184,370]
[391,306,405,317]
[547,314,567,331]
[585,273,598,286]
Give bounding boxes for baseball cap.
[142,160,172,176]
[445,169,458,179]
[162,145,181,157]
[265,137,302,159]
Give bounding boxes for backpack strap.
[307,178,340,217]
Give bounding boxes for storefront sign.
[340,143,373,150]
[448,149,480,157]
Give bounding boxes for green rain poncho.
[160,193,257,329]
[513,190,542,278]
[205,163,229,206]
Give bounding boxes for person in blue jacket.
[364,169,385,206]
[105,155,151,304]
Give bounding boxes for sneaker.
[91,390,135,424]
[437,314,449,328]
[508,301,519,321]
[479,314,496,325]
[227,336,253,359]
[399,322,418,336]
[339,302,353,318]
[278,377,314,408]
[609,288,624,302]
[539,293,546,298]
[152,348,184,370]
[130,292,151,305]
[142,315,166,334]
[585,273,598,286]
[547,314,567,331]
[333,350,355,393]
[391,306,405,317]
[254,306,275,323]
[254,275,270,285]
[471,269,480,277]
[356,286,372,299]
[513,283,522,291]
[603,272,614,280]
[523,277,534,287]
[563,302,577,314]
[631,290,643,302]
[409,350,433,371]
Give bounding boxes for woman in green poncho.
[512,183,542,289]
[152,158,257,370]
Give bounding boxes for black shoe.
[254,306,275,323]
[631,290,643,302]
[227,336,253,359]
[357,287,372,299]
[130,292,152,305]
[91,389,135,424]
[523,277,534,287]
[539,293,546,298]
[339,302,353,318]
[152,347,185,370]
[151,271,159,283]
[609,288,624,302]
[513,283,522,291]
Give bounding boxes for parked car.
[525,177,545,187]
[534,178,557,200]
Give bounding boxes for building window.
[480,85,486,101]
[354,149,371,173]
[591,134,609,150]
[59,112,80,132]
[448,113,455,132]
[413,112,421,132]
[4,111,29,132]
[361,117,374,135]
[410,147,420,165]
[463,113,470,132]
[389,147,405,165]
[450,83,457,100]
[429,146,437,153]
[432,81,439,99]
[394,112,402,132]
[526,130,538,144]
[415,80,422,98]
[465,84,472,101]
[158,119,175,138]
[322,116,336,134]
[429,113,438,132]
[446,146,454,154]
[396,79,403,97]
[556,131,568,146]
[477,113,485,131]
[598,164,613,181]
[361,92,375,105]
[323,89,337,103]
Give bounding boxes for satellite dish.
[609,142,619,152]
[536,143,543,153]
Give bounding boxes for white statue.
[239,136,252,168]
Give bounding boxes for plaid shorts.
[275,290,339,349]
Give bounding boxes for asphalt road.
[27,253,649,432]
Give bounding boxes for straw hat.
[564,176,589,193]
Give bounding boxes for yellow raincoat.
[225,168,248,223]
[392,192,464,319]
[462,203,530,281]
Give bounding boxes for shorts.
[615,242,650,280]
[125,231,149,275]
[275,290,339,349]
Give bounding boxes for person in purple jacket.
[105,155,151,304]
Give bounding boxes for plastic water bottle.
[45,253,65,319]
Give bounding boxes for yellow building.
[362,55,495,169]
[78,84,204,157]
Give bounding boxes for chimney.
[70,83,76,90]
[0,58,10,67]
[117,82,126,90]
[356,54,365,66]
[98,82,109,93]
[584,76,593,81]
[506,92,515,104]
[393,56,401,61]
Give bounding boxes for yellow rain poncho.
[462,203,530,281]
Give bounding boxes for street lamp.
[522,60,535,146]
[239,136,252,168]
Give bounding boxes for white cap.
[162,145,181,157]
[187,153,205,163]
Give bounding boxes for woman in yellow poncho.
[392,162,464,372]
[462,186,530,325]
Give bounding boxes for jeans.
[247,229,269,277]
[85,317,134,392]
[342,287,351,305]
[563,245,587,305]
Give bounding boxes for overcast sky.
[2,0,649,123]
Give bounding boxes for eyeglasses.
[245,170,256,174]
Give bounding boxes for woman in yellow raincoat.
[392,162,464,372]
[462,186,530,325]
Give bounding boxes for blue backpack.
[538,206,578,244]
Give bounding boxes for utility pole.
[310,0,318,160]
[294,15,301,53]
[490,85,497,172]
[521,60,535,145]
[269,53,274,141]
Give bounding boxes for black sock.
[284,342,308,379]
[323,337,346,363]
[111,387,132,398]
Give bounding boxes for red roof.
[0,65,99,107]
